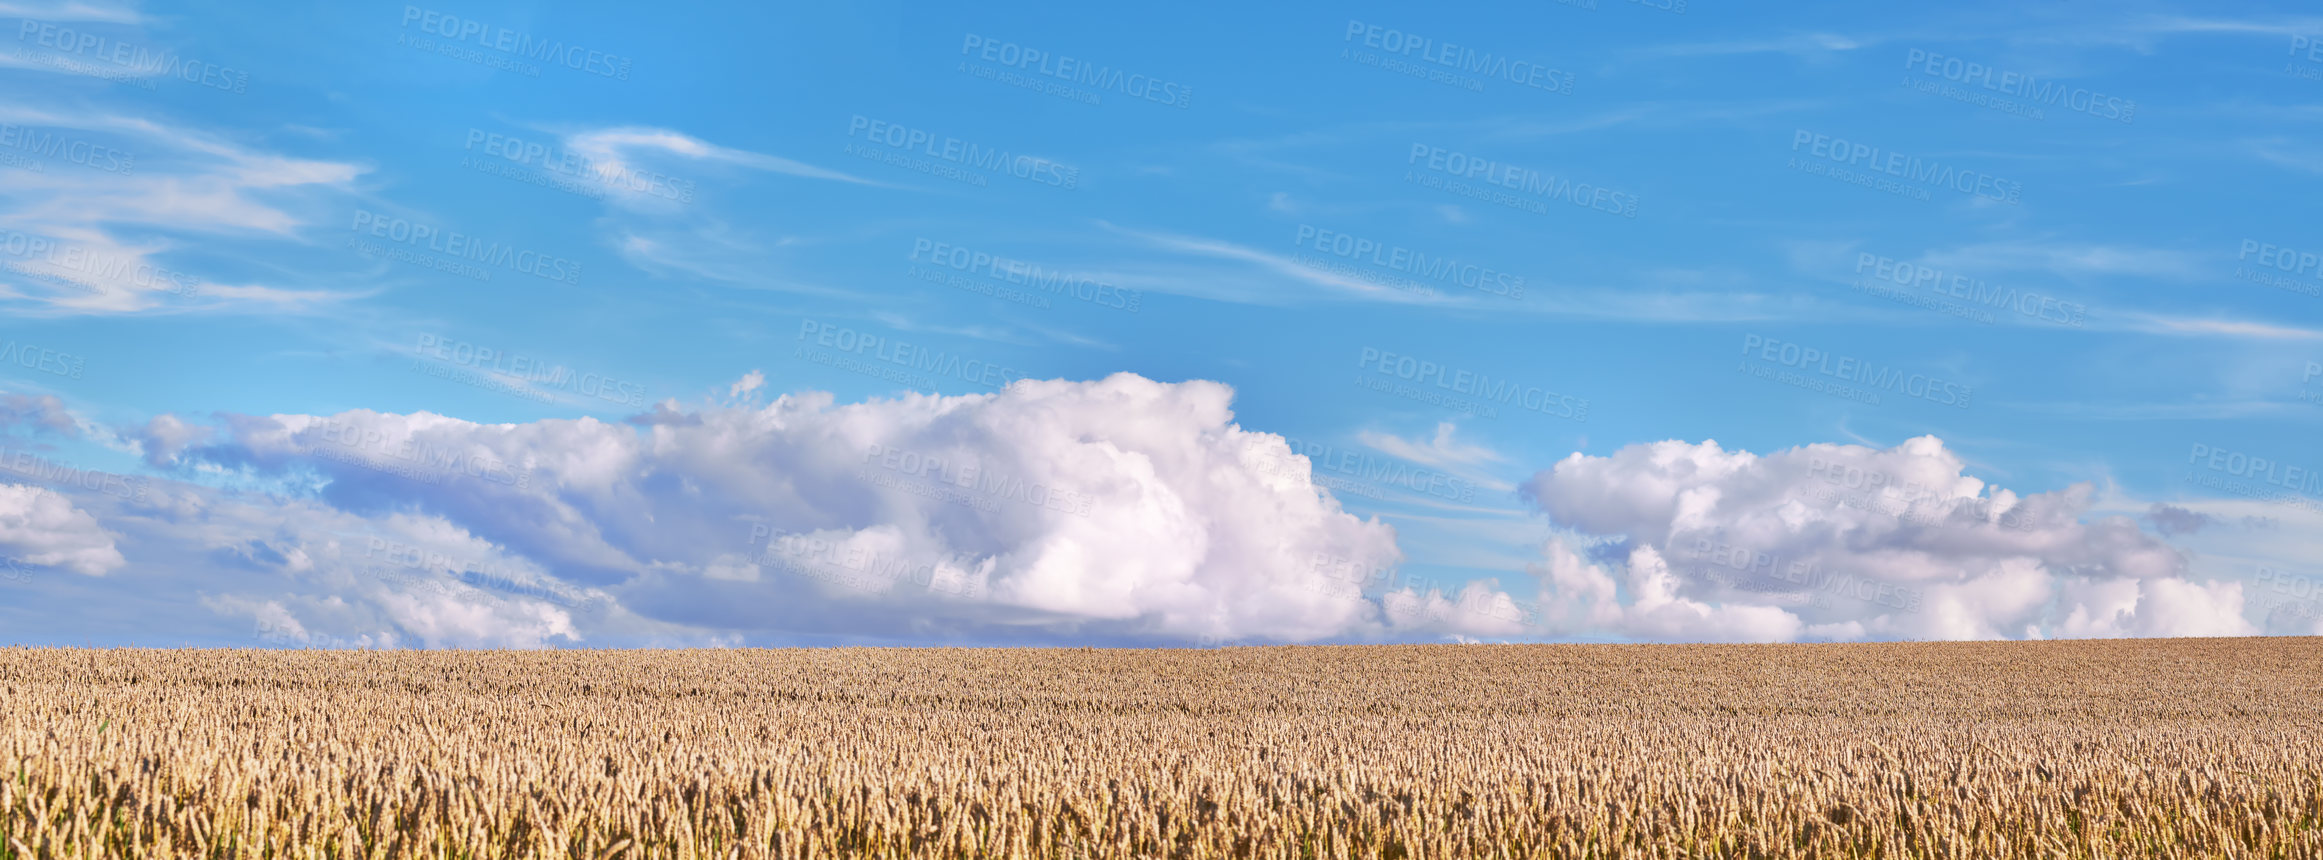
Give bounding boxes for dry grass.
[4,638,2321,858]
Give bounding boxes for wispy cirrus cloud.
[1358,422,1504,470]
[0,105,370,315]
[559,126,892,191]
[0,0,143,24]
[1634,32,1878,60]
[2127,315,2323,341]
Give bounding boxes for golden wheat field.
[4,639,2321,859]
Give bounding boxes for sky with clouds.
[2,0,2319,648]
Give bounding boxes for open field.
[4,639,2321,859]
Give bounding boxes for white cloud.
[2135,15,2323,38]
[0,1,144,23]
[0,393,81,436]
[727,369,765,401]
[1359,422,1503,469]
[156,373,1406,644]
[134,413,211,466]
[1912,240,2207,281]
[10,387,2280,647]
[1637,32,1873,59]
[31,481,617,648]
[2126,316,2323,341]
[0,108,365,236]
[1518,436,2256,642]
[1380,578,1532,638]
[1100,221,1464,306]
[0,107,369,315]
[561,126,889,193]
[548,124,900,297]
[371,587,579,649]
[0,483,124,575]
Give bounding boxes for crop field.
[4,638,2321,858]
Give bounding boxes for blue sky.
[1,0,2319,648]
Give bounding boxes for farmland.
[4,639,2320,858]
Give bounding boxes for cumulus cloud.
[0,393,79,436]
[0,483,123,574]
[160,373,1404,644]
[2143,503,2213,537]
[133,413,212,466]
[1380,578,1535,638]
[1518,436,2254,642]
[727,369,765,401]
[12,478,612,648]
[11,383,2267,648]
[623,400,701,427]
